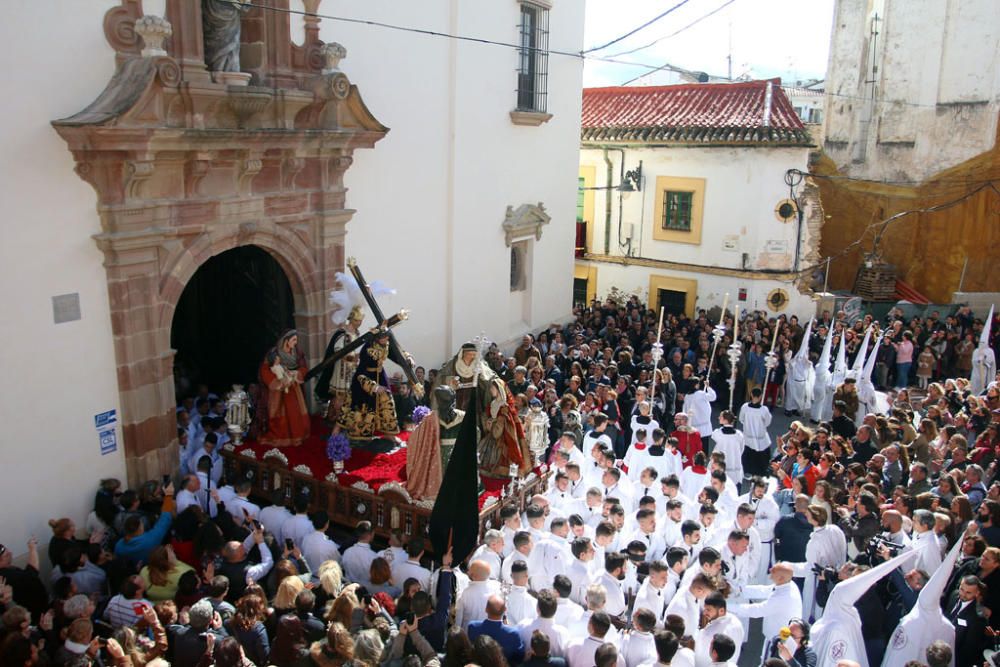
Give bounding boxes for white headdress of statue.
[328,271,395,326]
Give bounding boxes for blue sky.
[582,0,837,87]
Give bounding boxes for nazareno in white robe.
[812,549,920,667]
[881,536,963,667]
[784,355,815,412]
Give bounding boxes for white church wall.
[0,1,126,560]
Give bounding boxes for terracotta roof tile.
[581,79,812,145]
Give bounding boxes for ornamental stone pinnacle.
[321,43,348,74]
[134,15,172,58]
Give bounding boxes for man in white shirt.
[632,468,661,507]
[598,551,629,619]
[710,504,763,580]
[674,520,703,564]
[301,511,341,574]
[226,480,261,524]
[635,629,681,667]
[717,530,754,600]
[340,521,377,586]
[556,431,588,470]
[518,590,570,659]
[695,593,744,667]
[739,477,780,583]
[566,463,588,500]
[455,560,501,630]
[492,506,520,559]
[603,468,634,512]
[282,496,314,549]
[258,491,292,545]
[911,509,943,574]
[506,561,538,626]
[738,387,772,479]
[469,529,505,581]
[660,500,686,550]
[679,547,724,596]
[728,562,802,647]
[580,488,607,528]
[567,536,597,605]
[547,472,578,511]
[658,475,693,518]
[176,474,218,517]
[664,573,714,646]
[187,433,223,486]
[566,611,624,667]
[551,574,586,629]
[632,560,671,624]
[629,509,666,563]
[502,530,533,583]
[620,608,658,667]
[529,521,570,592]
[393,537,433,592]
[704,634,739,667]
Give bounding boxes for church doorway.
[171,245,296,400]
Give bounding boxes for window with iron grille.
[517,3,549,113]
[662,191,694,231]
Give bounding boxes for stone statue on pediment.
[202,0,251,72]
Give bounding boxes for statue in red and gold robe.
[258,330,310,447]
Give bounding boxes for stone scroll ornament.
[202,0,251,72]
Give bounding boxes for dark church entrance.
[171,246,296,400]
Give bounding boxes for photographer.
[835,492,881,559]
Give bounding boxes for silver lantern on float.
[226,384,251,446]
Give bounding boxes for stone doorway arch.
[52,1,388,484]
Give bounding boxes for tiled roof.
[581,79,812,146]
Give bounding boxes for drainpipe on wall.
[603,148,613,255]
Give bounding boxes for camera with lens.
[867,535,903,563]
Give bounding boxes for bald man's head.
[793,494,811,513]
[770,563,794,585]
[836,662,862,667]
[883,510,903,532]
[485,595,506,620]
[469,560,491,582]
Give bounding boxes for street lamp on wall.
[618,160,643,194]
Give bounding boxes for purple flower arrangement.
[412,405,432,426]
[326,432,352,462]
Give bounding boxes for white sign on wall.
[764,239,788,254]
[722,235,739,251]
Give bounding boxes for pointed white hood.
[815,322,834,379]
[849,326,873,379]
[860,332,884,385]
[981,304,995,348]
[812,549,920,667]
[794,319,814,362]
[832,330,848,385]
[881,534,965,667]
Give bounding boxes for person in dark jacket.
[835,493,881,554]
[413,552,455,653]
[945,575,989,667]
[765,618,817,667]
[774,495,813,565]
